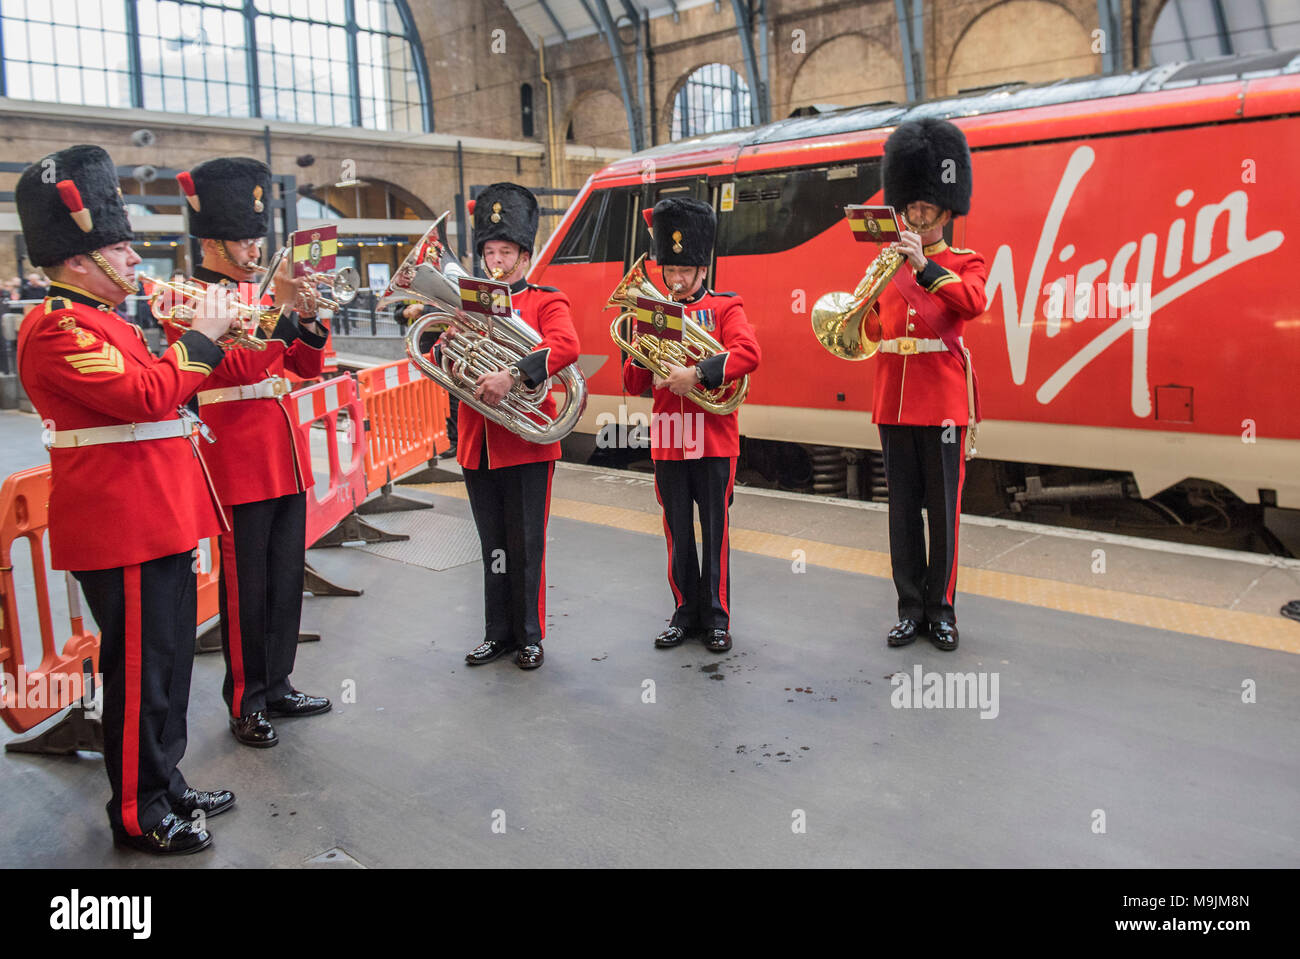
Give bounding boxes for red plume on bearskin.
[176,170,201,212]
[466,199,476,216]
[56,179,94,233]
[641,207,654,232]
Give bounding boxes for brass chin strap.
[88,251,139,294]
[216,240,259,275]
[488,251,524,282]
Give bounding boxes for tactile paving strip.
[353,511,482,571]
[410,482,1300,655]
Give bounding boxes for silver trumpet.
[379,213,587,445]
[249,246,360,311]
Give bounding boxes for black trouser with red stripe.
[462,459,554,647]
[878,424,967,625]
[74,551,196,837]
[653,456,737,631]
[217,492,307,717]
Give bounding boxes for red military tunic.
[622,289,761,460]
[164,267,327,505]
[17,284,226,571]
[867,241,987,427]
[455,282,581,470]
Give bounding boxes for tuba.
[380,213,588,445]
[809,246,902,361]
[605,253,748,415]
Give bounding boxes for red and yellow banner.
[291,225,338,277]
[845,205,901,243]
[635,295,684,342]
[458,277,512,317]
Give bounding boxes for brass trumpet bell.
[605,253,749,416]
[810,245,904,361]
[142,275,277,351]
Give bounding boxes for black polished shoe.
[465,639,518,665]
[930,621,959,651]
[267,690,332,718]
[887,619,924,647]
[172,787,235,819]
[703,629,732,653]
[113,812,212,855]
[515,644,544,669]
[654,626,687,648]
[439,444,458,460]
[229,711,278,748]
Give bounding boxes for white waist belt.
[878,337,946,355]
[198,377,291,405]
[44,418,195,450]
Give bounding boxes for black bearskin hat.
[15,145,133,267]
[471,182,539,257]
[180,157,271,240]
[882,118,973,216]
[646,196,715,267]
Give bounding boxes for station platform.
[1,407,1298,868]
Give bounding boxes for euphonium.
[143,275,278,351]
[379,214,588,445]
[605,252,749,415]
[809,246,902,361]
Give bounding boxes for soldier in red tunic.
[16,145,239,854]
[172,157,332,746]
[459,183,581,671]
[865,118,987,651]
[623,198,761,653]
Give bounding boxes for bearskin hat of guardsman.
[15,144,133,267]
[644,196,715,267]
[177,157,271,240]
[471,182,539,258]
[882,117,973,217]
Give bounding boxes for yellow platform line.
[415,483,1300,655]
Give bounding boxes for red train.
[530,50,1300,526]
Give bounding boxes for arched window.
[671,63,752,140]
[1150,0,1300,64]
[0,0,431,131]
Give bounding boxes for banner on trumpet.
[291,224,338,277]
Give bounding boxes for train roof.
[606,47,1300,174]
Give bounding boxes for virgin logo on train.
[990,143,1283,419]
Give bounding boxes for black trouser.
[74,551,196,837]
[462,459,554,647]
[878,424,967,625]
[218,492,307,717]
[653,456,737,631]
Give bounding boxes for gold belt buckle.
[897,337,918,355]
[271,378,290,396]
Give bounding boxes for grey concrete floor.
[2,480,1298,868]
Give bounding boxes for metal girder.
[729,0,769,123]
[895,0,917,101]
[536,0,569,42]
[1096,0,1123,72]
[588,0,645,151]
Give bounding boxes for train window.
[596,187,634,263]
[717,161,882,257]
[552,191,607,263]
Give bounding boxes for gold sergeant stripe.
[64,344,123,375]
[412,483,1300,655]
[172,339,213,375]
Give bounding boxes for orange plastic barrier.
[0,466,98,734]
[357,358,450,491]
[294,374,369,547]
[194,536,222,631]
